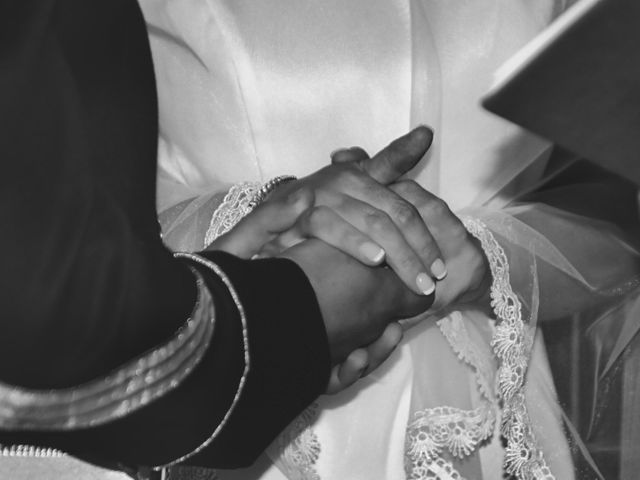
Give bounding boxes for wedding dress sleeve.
[0,0,330,472]
[406,155,640,479]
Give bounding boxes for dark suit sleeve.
[0,0,330,469]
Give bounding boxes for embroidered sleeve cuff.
[0,270,216,431]
[183,251,331,468]
[0,251,329,471]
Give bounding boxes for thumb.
[359,126,434,184]
[207,187,314,258]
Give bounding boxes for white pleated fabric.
[142,1,640,479]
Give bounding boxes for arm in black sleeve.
[0,0,329,469]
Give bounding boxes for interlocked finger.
[292,206,387,266]
[331,190,446,294]
[325,323,403,394]
[358,126,433,184]
[330,146,370,164]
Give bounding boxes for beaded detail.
[0,445,64,457]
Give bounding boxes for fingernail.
[430,259,447,280]
[415,124,434,135]
[416,272,435,295]
[360,242,385,263]
[330,148,348,159]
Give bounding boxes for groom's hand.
[389,181,490,312]
[324,322,403,394]
[332,143,490,313]
[267,127,445,297]
[281,239,432,366]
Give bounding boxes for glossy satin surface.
[145,0,561,212]
[141,1,583,479]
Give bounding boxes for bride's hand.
[262,127,447,297]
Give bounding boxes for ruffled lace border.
[462,216,555,480]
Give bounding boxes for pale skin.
[209,127,489,393]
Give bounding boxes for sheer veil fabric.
[141,1,640,478]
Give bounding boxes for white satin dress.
[142,1,633,479]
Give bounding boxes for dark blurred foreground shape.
[484,0,640,477]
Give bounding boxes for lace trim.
[405,455,467,480]
[405,314,498,479]
[0,271,216,430]
[462,216,554,480]
[437,312,496,404]
[272,403,321,480]
[406,403,496,460]
[203,176,296,248]
[204,182,261,248]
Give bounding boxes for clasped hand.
[210,127,489,394]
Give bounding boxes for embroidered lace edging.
[406,403,496,462]
[405,455,466,480]
[404,314,498,479]
[437,312,496,407]
[204,182,260,248]
[404,311,498,478]
[272,403,321,480]
[462,216,555,480]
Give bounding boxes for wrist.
[459,237,493,313]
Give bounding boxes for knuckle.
[394,181,430,212]
[417,238,439,261]
[392,201,419,227]
[308,205,332,227]
[429,197,450,217]
[335,165,361,184]
[302,206,328,232]
[286,186,313,208]
[364,209,392,231]
[362,179,383,198]
[334,195,352,213]
[394,179,420,196]
[395,253,418,273]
